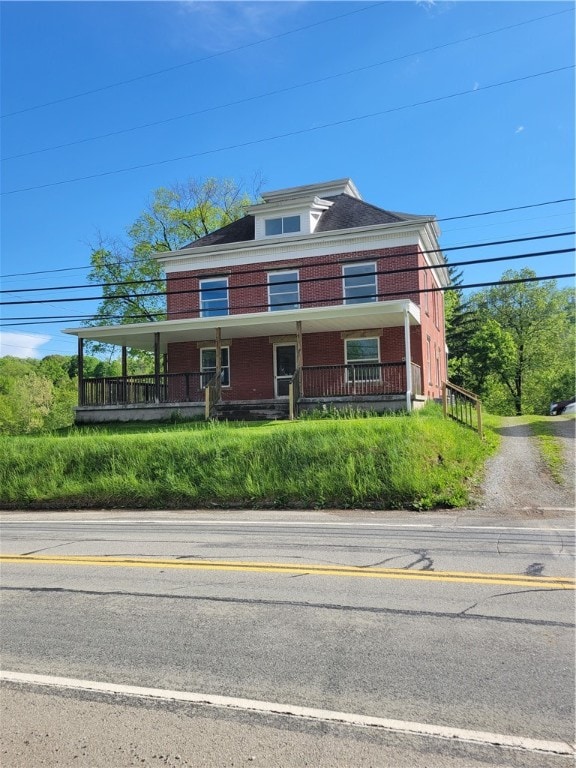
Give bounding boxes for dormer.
[247,178,362,241]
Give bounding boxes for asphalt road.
[1,510,574,767]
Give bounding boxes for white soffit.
[64,301,420,352]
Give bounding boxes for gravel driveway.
[473,416,575,517]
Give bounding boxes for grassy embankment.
[0,405,498,510]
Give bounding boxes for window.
[268,270,299,311]
[423,270,429,314]
[343,263,377,304]
[345,337,381,382]
[426,336,432,384]
[435,344,441,387]
[200,278,228,317]
[265,215,301,236]
[201,347,230,387]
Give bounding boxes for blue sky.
[1,0,574,358]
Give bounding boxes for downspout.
[403,308,412,413]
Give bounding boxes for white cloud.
[0,332,51,359]
[515,125,525,134]
[174,1,306,54]
[472,82,480,91]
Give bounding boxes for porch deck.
[75,362,422,422]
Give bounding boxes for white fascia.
[156,217,439,274]
[258,178,361,203]
[419,222,449,288]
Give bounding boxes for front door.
[274,344,296,398]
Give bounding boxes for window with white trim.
[200,347,230,387]
[268,270,299,311]
[345,337,381,382]
[199,277,228,317]
[423,270,429,314]
[265,215,301,236]
[343,262,377,304]
[426,336,432,384]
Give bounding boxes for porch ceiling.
[64,300,420,353]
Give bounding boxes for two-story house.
[65,179,449,423]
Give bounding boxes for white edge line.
[0,520,574,532]
[1,671,573,756]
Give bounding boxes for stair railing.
[204,372,222,420]
[442,381,483,438]
[288,368,301,420]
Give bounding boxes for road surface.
[1,510,574,767]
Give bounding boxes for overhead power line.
[0,199,573,281]
[0,246,573,307]
[3,7,571,162]
[1,272,573,326]
[2,64,573,197]
[0,232,573,297]
[0,2,385,119]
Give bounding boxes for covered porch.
[65,300,424,423]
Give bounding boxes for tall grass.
[0,407,496,510]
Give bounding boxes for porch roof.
[64,300,420,353]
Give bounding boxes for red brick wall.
[165,243,446,400]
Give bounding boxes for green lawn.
[0,406,497,510]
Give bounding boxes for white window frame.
[199,277,229,318]
[264,215,301,236]
[423,270,429,314]
[426,336,432,385]
[342,262,377,305]
[344,337,381,383]
[200,346,230,387]
[267,270,300,312]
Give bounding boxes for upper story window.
[342,262,377,304]
[268,270,300,312]
[265,215,301,236]
[199,277,228,317]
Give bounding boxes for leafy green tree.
[454,269,575,415]
[84,176,262,365]
[0,359,54,434]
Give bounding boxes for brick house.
[65,179,449,423]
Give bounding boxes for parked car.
[550,396,576,415]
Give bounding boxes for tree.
[453,269,575,415]
[84,176,262,363]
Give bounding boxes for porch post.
[77,336,84,406]
[403,309,412,413]
[154,332,161,403]
[121,346,128,378]
[215,327,222,383]
[296,320,303,396]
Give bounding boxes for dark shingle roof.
[185,194,427,249]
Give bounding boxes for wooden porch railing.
[442,381,483,438]
[204,372,222,420]
[81,373,207,407]
[301,362,421,399]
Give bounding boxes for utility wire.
[1,199,574,281]
[0,233,573,298]
[2,272,573,326]
[0,260,574,312]
[3,64,573,197]
[0,3,385,119]
[3,7,571,161]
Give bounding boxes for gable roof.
[184,193,429,249]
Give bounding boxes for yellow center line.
[1,554,574,589]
